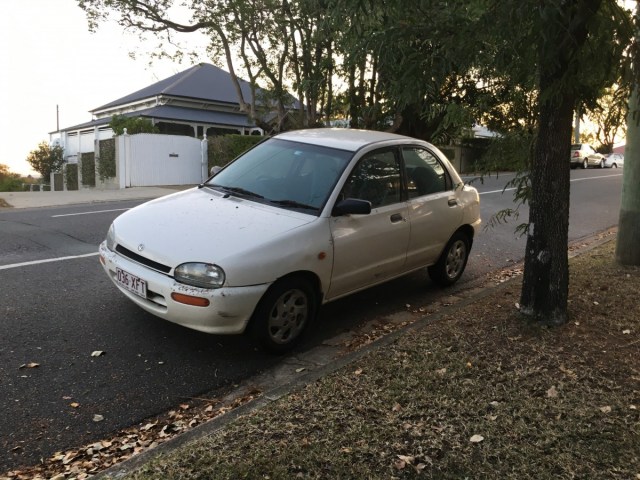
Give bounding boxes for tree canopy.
[26,142,65,180]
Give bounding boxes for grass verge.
[121,239,640,479]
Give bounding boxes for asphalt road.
[0,168,623,471]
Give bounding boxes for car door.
[402,146,463,269]
[327,148,410,299]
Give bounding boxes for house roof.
[60,105,256,132]
[92,63,258,112]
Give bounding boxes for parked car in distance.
[570,143,606,169]
[604,152,624,168]
[99,128,481,353]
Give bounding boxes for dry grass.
[123,240,640,479]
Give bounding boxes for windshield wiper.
[219,186,264,199]
[270,199,317,211]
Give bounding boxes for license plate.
[116,268,147,298]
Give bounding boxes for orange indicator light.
[171,293,210,307]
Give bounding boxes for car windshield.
[205,138,353,214]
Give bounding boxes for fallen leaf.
[630,405,637,410]
[70,402,80,408]
[622,329,631,335]
[599,406,612,414]
[354,368,363,375]
[547,386,559,398]
[593,301,600,305]
[466,362,472,368]
[295,367,306,373]
[392,402,402,412]
[141,423,156,431]
[436,368,447,375]
[179,404,190,410]
[91,351,105,357]
[93,414,104,422]
[19,362,40,369]
[470,434,484,443]
[340,447,352,453]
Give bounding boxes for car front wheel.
[428,231,470,287]
[612,163,617,168]
[599,159,605,168]
[249,277,316,353]
[583,158,589,169]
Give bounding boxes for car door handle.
[390,213,404,223]
[448,198,458,207]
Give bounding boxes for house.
[50,63,266,164]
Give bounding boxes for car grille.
[115,244,172,274]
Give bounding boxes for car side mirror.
[210,166,223,176]
[332,198,372,216]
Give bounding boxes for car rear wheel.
[249,276,316,353]
[582,158,588,169]
[428,231,470,287]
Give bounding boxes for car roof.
[275,128,419,152]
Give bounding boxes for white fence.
[117,133,208,188]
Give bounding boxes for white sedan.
[99,129,481,352]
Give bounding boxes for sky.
[0,0,207,176]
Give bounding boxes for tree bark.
[519,0,601,325]
[616,2,640,265]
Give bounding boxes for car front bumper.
[99,242,270,334]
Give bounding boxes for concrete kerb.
[95,229,620,479]
[0,186,190,209]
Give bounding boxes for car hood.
[112,187,316,269]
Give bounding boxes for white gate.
[117,133,207,187]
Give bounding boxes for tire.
[599,159,605,168]
[428,231,470,287]
[582,158,588,169]
[249,277,316,353]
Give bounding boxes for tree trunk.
[616,3,640,265]
[519,0,601,325]
[519,96,573,325]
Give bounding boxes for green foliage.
[98,138,116,180]
[81,152,96,187]
[65,164,78,191]
[109,114,159,135]
[26,142,64,179]
[0,176,23,192]
[208,135,263,170]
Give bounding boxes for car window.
[207,138,352,213]
[340,149,401,208]
[402,147,450,198]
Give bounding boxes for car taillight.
[572,151,579,157]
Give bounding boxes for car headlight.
[174,263,225,289]
[106,224,116,251]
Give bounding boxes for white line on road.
[0,252,100,271]
[52,208,130,218]
[479,173,622,195]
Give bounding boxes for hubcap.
[445,240,467,279]
[267,289,308,344]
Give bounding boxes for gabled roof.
[92,63,258,112]
[59,105,256,132]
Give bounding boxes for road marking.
[52,208,130,218]
[0,252,100,271]
[479,173,622,195]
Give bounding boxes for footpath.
[1,189,638,480]
[0,186,186,209]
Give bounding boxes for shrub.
[81,152,96,187]
[208,135,264,171]
[66,164,78,190]
[98,138,116,180]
